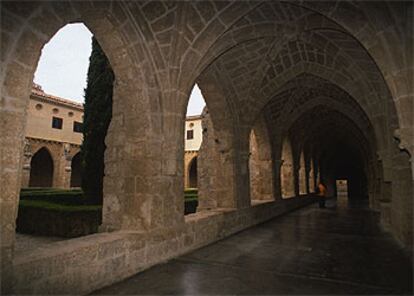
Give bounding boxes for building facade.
[184,115,202,188]
[22,84,203,189]
[21,84,83,189]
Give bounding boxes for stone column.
[20,139,32,188]
[197,112,240,211]
[299,166,307,195]
[308,165,315,193]
[1,99,27,295]
[61,143,72,189]
[237,150,251,207]
[273,159,283,200]
[249,138,274,201]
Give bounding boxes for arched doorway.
[70,152,81,188]
[188,157,197,188]
[29,147,54,187]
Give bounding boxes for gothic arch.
[1,1,165,248]
[29,147,54,188]
[187,156,198,189]
[70,152,82,188]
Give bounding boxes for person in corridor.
[317,182,327,208]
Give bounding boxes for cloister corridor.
[92,201,412,295]
[1,1,413,294]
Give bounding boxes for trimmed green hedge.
[17,201,101,238]
[184,188,198,203]
[185,188,198,194]
[20,188,88,205]
[17,194,101,237]
[18,186,200,236]
[184,189,198,214]
[19,200,101,212]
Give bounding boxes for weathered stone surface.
[12,198,315,295]
[0,1,412,294]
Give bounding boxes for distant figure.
[317,183,327,208]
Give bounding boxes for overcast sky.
[34,23,206,116]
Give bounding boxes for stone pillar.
[308,165,315,193]
[61,143,72,189]
[299,166,306,195]
[1,101,26,296]
[198,112,240,211]
[99,81,178,232]
[273,159,283,200]
[237,150,251,207]
[20,139,32,188]
[249,133,274,201]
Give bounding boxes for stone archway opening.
[183,84,205,214]
[70,152,82,188]
[188,157,198,188]
[14,21,115,248]
[320,140,369,203]
[287,105,374,207]
[248,116,274,203]
[29,147,54,188]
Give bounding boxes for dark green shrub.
[17,200,101,237]
[184,199,198,215]
[19,200,101,212]
[20,190,86,205]
[81,37,114,204]
[185,188,198,195]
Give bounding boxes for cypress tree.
[81,37,114,204]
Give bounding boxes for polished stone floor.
[93,199,413,295]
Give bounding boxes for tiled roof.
[31,84,84,110]
[31,84,203,119]
[185,114,203,120]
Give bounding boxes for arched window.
[29,147,54,187]
[281,138,294,198]
[184,84,206,215]
[188,157,198,188]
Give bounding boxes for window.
[35,103,42,110]
[186,130,194,140]
[52,117,63,129]
[68,111,74,117]
[52,108,59,114]
[73,121,83,133]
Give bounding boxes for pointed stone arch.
[29,147,54,188]
[70,152,81,188]
[188,156,198,189]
